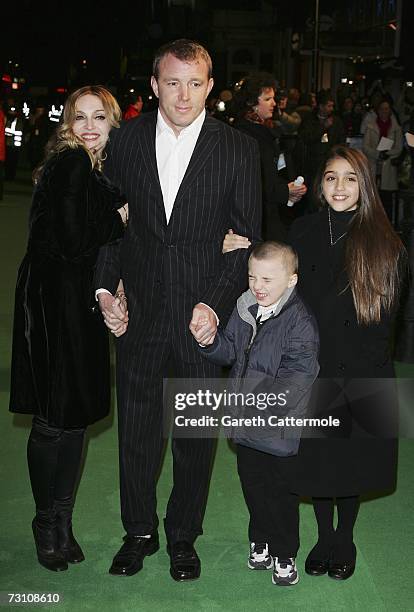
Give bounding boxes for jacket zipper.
[240,317,272,379]
[241,317,286,439]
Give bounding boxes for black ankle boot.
[55,499,85,563]
[32,512,68,572]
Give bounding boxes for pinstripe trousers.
[115,299,220,544]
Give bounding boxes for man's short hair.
[152,39,213,80]
[250,241,298,275]
[317,89,334,107]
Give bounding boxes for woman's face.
[322,157,359,212]
[72,94,111,153]
[377,102,391,121]
[255,87,276,121]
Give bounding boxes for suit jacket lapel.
[139,112,163,199]
[172,115,221,209]
[137,112,167,230]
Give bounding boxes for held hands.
[189,303,217,346]
[222,228,251,254]
[98,292,129,337]
[288,181,307,203]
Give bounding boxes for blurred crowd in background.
[1,77,414,232]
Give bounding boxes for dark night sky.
[2,1,152,85]
[1,0,410,88]
[1,0,323,86]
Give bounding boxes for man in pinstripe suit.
[96,39,262,581]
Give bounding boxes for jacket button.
[344,319,350,326]
[338,362,346,371]
[311,264,316,271]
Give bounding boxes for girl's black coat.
[285,209,398,495]
[9,148,124,427]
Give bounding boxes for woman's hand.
[222,229,251,254]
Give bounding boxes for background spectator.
[122,93,143,120]
[363,99,403,222]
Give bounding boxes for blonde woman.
[9,86,128,572]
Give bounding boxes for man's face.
[321,100,334,116]
[256,87,276,120]
[151,53,214,136]
[248,256,297,307]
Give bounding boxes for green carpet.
[1,170,413,612]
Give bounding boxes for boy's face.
[248,255,297,307]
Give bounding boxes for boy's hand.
[189,303,217,345]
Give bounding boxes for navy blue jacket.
[201,286,319,456]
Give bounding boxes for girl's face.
[256,87,276,121]
[322,157,359,212]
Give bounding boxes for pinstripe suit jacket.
[95,111,262,349]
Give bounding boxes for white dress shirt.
[156,109,206,223]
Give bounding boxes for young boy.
[190,241,319,586]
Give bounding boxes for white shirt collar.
[257,299,281,320]
[156,108,206,139]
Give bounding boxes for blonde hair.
[34,85,121,181]
[250,241,298,275]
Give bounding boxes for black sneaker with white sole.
[248,542,273,570]
[272,557,299,586]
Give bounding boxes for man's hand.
[189,303,217,346]
[98,293,129,337]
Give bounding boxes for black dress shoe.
[328,544,356,580]
[109,533,159,576]
[167,541,201,581]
